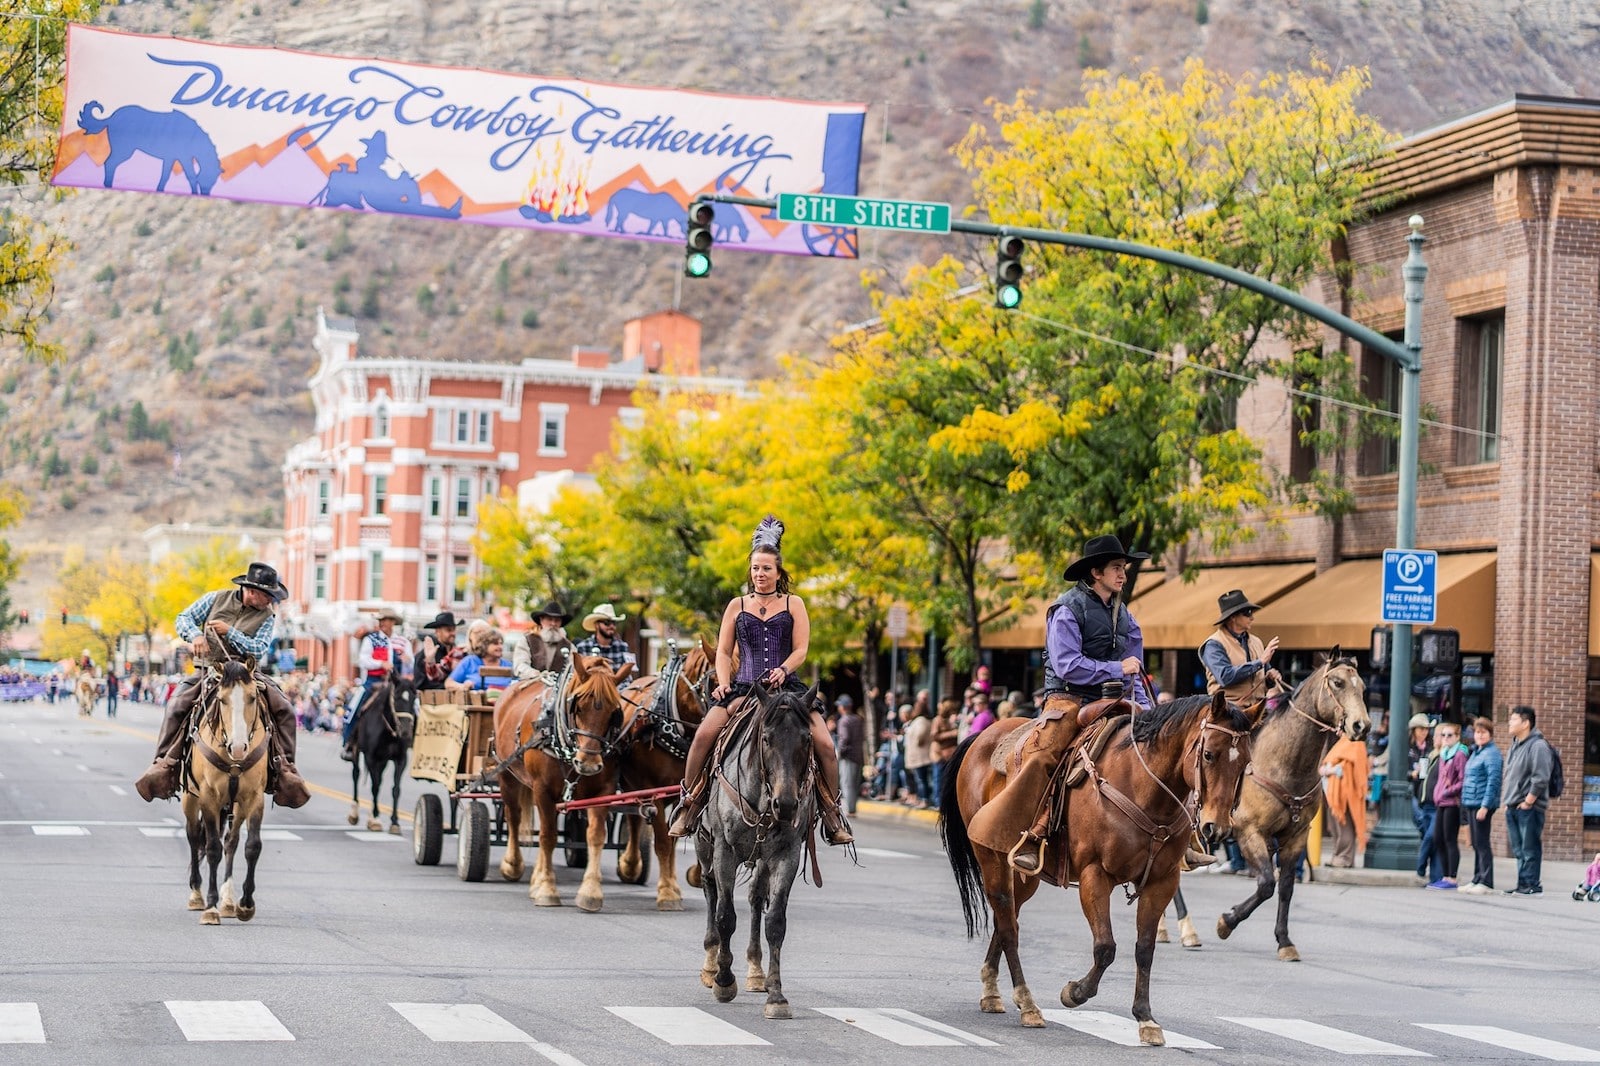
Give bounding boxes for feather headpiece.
[750,514,785,555]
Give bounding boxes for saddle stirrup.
[1007,833,1046,876]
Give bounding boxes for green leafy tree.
[0,489,26,642]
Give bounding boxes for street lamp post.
[1365,216,1428,870]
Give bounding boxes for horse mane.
[1124,694,1249,746]
[760,686,815,731]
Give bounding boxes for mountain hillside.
[7,0,1600,617]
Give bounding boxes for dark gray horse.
[346,676,417,835]
[695,683,819,1020]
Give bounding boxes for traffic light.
[994,234,1025,309]
[684,200,715,278]
[60,610,68,626]
[17,610,27,625]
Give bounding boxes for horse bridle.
[716,686,817,843]
[1249,661,1352,823]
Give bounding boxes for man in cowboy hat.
[573,603,636,674]
[513,600,575,679]
[413,610,463,692]
[343,608,411,761]
[966,534,1152,875]
[1199,589,1285,709]
[134,562,310,807]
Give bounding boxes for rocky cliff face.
[5,0,1599,595]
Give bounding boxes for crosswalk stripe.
[140,827,302,840]
[1043,1009,1219,1049]
[345,830,404,843]
[31,825,89,836]
[606,1006,769,1046]
[0,1003,45,1044]
[391,1003,532,1041]
[165,1000,294,1041]
[879,1008,1000,1046]
[854,847,920,859]
[1417,1024,1600,1061]
[1223,1017,1429,1056]
[814,1007,991,1046]
[108,784,127,796]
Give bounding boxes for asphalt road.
[2,697,1597,1065]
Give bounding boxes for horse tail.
[939,733,988,939]
[78,102,108,135]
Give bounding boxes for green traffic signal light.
[684,200,716,278]
[996,284,1022,309]
[994,234,1025,309]
[685,250,712,278]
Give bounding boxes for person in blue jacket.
[1458,715,1503,894]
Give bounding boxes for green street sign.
[775,193,951,234]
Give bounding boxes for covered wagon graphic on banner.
[53,25,868,258]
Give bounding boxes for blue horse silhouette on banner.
[78,102,221,195]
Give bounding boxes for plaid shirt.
[175,591,276,660]
[573,636,636,673]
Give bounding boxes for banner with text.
[408,703,468,787]
[53,26,867,257]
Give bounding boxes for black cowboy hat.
[530,599,572,624]
[231,561,289,603]
[1062,535,1150,583]
[1213,589,1263,626]
[421,610,461,629]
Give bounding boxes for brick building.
[280,308,746,680]
[979,96,1600,859]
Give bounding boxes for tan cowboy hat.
[375,608,404,624]
[582,603,627,632]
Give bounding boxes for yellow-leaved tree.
[151,537,254,630]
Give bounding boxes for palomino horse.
[696,683,820,1020]
[1216,650,1369,960]
[493,654,632,911]
[347,676,418,834]
[74,674,97,717]
[615,637,713,911]
[182,661,269,925]
[941,692,1252,1045]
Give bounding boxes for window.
[316,479,330,517]
[367,551,384,600]
[455,410,471,444]
[313,558,328,601]
[476,410,492,445]
[1359,335,1403,476]
[539,402,568,456]
[482,473,496,501]
[454,477,472,519]
[373,403,390,439]
[451,556,470,606]
[369,474,388,516]
[426,476,443,518]
[1456,313,1504,465]
[1288,359,1319,483]
[423,559,439,603]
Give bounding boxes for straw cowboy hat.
[230,561,289,602]
[1213,589,1264,626]
[374,608,404,624]
[1062,535,1150,583]
[582,603,627,632]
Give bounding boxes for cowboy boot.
[814,743,855,846]
[134,684,197,801]
[340,706,359,762]
[1008,806,1052,877]
[1182,842,1218,870]
[264,683,311,809]
[667,727,716,837]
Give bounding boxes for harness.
[709,692,819,848]
[184,663,270,810]
[1246,669,1347,825]
[618,649,702,760]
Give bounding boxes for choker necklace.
[752,591,779,616]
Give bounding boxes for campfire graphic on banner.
[52,26,868,258]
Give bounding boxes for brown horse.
[615,637,713,911]
[182,661,269,925]
[941,691,1252,1045]
[493,654,632,911]
[1215,650,1370,960]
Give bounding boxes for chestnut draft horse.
[615,638,713,911]
[493,654,632,911]
[1215,650,1370,960]
[940,692,1252,1046]
[182,661,269,926]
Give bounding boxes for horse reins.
[1247,662,1351,824]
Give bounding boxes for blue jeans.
[343,678,383,744]
[1412,800,1443,881]
[1504,806,1546,890]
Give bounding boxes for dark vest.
[204,588,274,641]
[1042,583,1130,698]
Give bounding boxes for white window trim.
[539,402,569,457]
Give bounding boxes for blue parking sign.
[1382,549,1437,625]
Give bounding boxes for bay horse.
[347,675,418,834]
[182,661,268,925]
[615,637,713,911]
[494,654,632,911]
[941,691,1252,1045]
[696,682,820,1020]
[1216,650,1370,960]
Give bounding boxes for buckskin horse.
[74,674,97,717]
[695,683,822,1021]
[182,661,269,925]
[347,675,418,834]
[615,638,713,911]
[1215,650,1370,960]
[941,691,1252,1045]
[493,654,632,911]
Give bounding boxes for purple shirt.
[1045,593,1150,707]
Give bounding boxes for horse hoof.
[1139,1022,1166,1046]
[763,1002,791,1020]
[366,819,382,832]
[1060,983,1086,1009]
[235,904,255,923]
[1278,945,1301,962]
[1215,917,1233,940]
[657,898,684,912]
[388,823,401,836]
[686,863,703,889]
[979,996,1006,1014]
[532,893,562,908]
[1021,1009,1045,1028]
[219,901,237,918]
[187,891,204,911]
[1182,933,1203,949]
[1156,925,1170,944]
[713,982,737,1004]
[200,909,220,926]
[500,862,523,883]
[575,893,603,913]
[346,808,359,826]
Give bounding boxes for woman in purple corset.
[667,515,854,845]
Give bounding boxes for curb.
[853,799,939,826]
[1306,867,1426,888]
